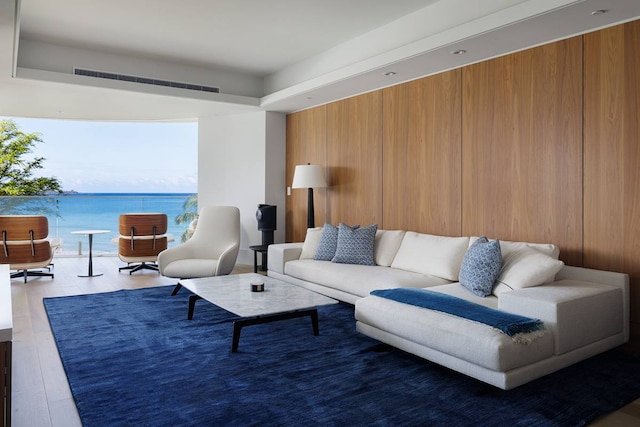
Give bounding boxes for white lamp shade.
[291,164,327,189]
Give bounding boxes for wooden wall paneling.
[382,70,462,235]
[285,106,327,242]
[461,37,583,265]
[584,21,640,330]
[326,91,383,226]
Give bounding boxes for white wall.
[198,111,285,265]
[18,39,264,98]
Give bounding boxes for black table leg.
[253,250,258,273]
[231,308,319,352]
[78,233,103,277]
[188,295,203,320]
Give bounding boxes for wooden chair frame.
[118,213,168,274]
[0,215,54,283]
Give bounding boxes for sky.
[2,117,198,194]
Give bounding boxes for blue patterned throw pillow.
[314,223,339,261]
[459,236,503,297]
[331,223,377,266]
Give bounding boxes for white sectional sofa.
[267,226,629,389]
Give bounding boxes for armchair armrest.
[267,243,303,274]
[157,242,197,274]
[214,242,240,276]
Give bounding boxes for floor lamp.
[291,164,327,228]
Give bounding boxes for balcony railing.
[0,194,195,256]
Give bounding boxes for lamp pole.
[307,187,315,228]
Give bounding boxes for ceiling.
[18,0,439,76]
[1,0,639,121]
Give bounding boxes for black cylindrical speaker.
[256,204,277,231]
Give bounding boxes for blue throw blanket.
[370,288,544,337]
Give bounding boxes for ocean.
[0,193,196,255]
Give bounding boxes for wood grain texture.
[461,37,583,265]
[118,213,168,236]
[382,70,462,235]
[326,91,383,227]
[285,106,327,242]
[584,21,640,326]
[118,237,167,257]
[0,241,51,264]
[0,216,48,240]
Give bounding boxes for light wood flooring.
[7,256,640,426]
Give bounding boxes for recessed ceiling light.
[384,71,396,76]
[451,50,467,55]
[591,9,607,15]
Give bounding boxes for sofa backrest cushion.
[302,226,405,267]
[493,246,564,296]
[374,230,406,267]
[300,227,324,259]
[391,232,470,280]
[470,236,560,260]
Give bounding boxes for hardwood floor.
[7,256,640,426]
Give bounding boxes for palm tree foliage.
[175,195,197,242]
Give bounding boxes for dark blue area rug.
[44,286,640,427]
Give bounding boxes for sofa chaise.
[267,225,629,389]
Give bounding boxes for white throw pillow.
[493,246,564,296]
[374,230,405,267]
[299,227,324,259]
[469,236,560,259]
[390,232,470,281]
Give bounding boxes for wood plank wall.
[382,70,462,236]
[462,37,583,267]
[285,20,640,338]
[584,21,640,329]
[326,92,383,227]
[286,106,327,242]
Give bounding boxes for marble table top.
[179,273,338,318]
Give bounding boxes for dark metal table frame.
[249,244,269,273]
[188,294,320,352]
[71,230,109,277]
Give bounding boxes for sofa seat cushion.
[161,259,218,278]
[355,295,554,372]
[498,280,624,355]
[284,259,451,298]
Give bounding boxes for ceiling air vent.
[73,68,220,93]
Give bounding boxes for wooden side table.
[249,245,269,273]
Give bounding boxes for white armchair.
[158,206,240,295]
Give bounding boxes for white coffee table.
[178,273,338,352]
